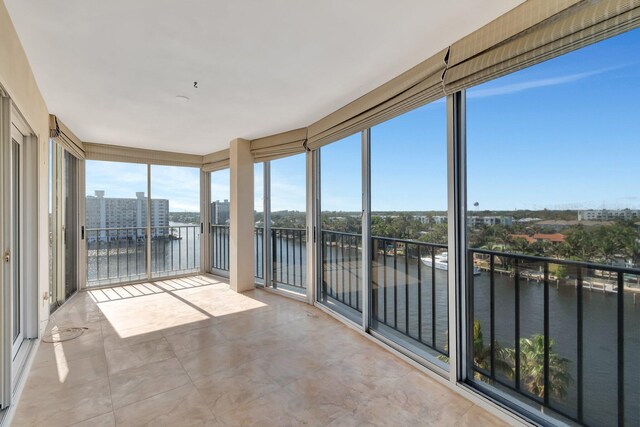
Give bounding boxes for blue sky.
[87,28,640,213]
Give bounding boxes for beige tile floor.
[12,275,510,426]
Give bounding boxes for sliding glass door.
[269,153,307,293]
[318,133,362,322]
[210,168,230,276]
[50,144,81,310]
[369,99,449,368]
[2,100,37,410]
[150,165,200,278]
[465,30,640,426]
[85,160,148,286]
[9,127,25,361]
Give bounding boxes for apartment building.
[85,190,170,242]
[578,208,640,221]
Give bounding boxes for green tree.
[506,335,572,400]
[560,226,596,261]
[470,320,512,380]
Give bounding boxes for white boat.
[420,252,481,275]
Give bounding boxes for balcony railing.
[255,226,264,279]
[372,237,449,358]
[210,224,229,272]
[271,227,306,290]
[86,225,200,286]
[152,225,199,278]
[321,230,362,312]
[469,248,639,426]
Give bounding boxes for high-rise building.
[86,190,170,242]
[211,199,230,225]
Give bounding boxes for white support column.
[200,170,211,274]
[305,151,315,304]
[229,138,254,292]
[361,129,371,331]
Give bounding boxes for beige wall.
[1,0,51,332]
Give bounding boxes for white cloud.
[468,66,620,99]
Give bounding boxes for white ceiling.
[5,0,522,155]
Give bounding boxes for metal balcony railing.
[255,226,264,279]
[86,225,200,286]
[469,248,639,426]
[271,227,306,290]
[371,237,449,358]
[210,224,230,272]
[321,230,362,312]
[152,225,199,278]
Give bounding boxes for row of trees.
[260,210,640,267]
[471,220,640,266]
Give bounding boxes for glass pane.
[466,28,640,426]
[64,151,79,297]
[210,169,230,273]
[270,153,307,293]
[319,133,362,323]
[85,160,148,286]
[150,165,200,278]
[370,99,448,368]
[49,141,57,311]
[11,139,21,343]
[254,163,264,282]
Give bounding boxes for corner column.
[229,138,254,292]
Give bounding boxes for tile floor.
[11,275,509,426]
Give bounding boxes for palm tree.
[506,334,572,401]
[471,320,512,380]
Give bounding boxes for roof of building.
[509,234,535,244]
[533,233,566,243]
[536,220,613,227]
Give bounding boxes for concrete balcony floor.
[12,275,507,426]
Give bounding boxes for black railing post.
[432,247,436,349]
[393,241,398,329]
[107,230,111,279]
[322,231,327,302]
[383,240,387,324]
[417,244,422,343]
[543,262,550,407]
[272,229,278,288]
[405,245,409,335]
[617,271,624,427]
[348,235,352,307]
[490,254,495,379]
[514,258,521,390]
[286,229,290,285]
[577,266,584,423]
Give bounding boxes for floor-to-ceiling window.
[269,153,307,294]
[1,100,38,411]
[465,28,640,426]
[318,133,362,322]
[210,168,230,275]
[49,143,81,308]
[85,160,148,286]
[369,99,449,368]
[254,162,265,282]
[150,165,200,278]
